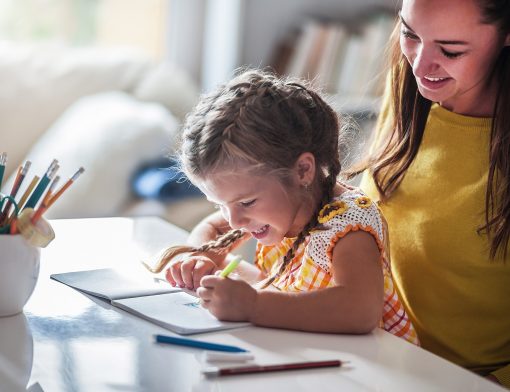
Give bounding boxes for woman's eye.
[441,49,463,59]
[240,199,255,207]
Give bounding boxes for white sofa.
[0,42,214,231]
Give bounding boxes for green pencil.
[219,255,242,278]
[24,159,58,209]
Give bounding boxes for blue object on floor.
[131,158,203,201]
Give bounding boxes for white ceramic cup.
[0,312,34,390]
[0,234,40,317]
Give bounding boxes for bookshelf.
[166,0,398,115]
[270,12,395,116]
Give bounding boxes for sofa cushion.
[133,62,199,122]
[5,91,179,219]
[0,42,151,178]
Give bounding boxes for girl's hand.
[165,255,218,291]
[197,275,257,321]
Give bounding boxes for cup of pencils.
[0,152,84,316]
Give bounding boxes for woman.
[358,0,510,386]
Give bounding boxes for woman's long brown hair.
[351,1,510,259]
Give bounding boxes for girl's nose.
[227,207,248,230]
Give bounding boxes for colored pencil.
[16,175,40,212]
[31,175,60,224]
[219,256,242,278]
[154,334,248,352]
[0,161,30,224]
[47,167,84,208]
[202,359,344,377]
[5,175,40,225]
[0,152,7,191]
[24,159,58,209]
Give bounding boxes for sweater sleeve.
[491,364,510,388]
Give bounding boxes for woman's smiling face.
[400,0,510,116]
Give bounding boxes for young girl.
[355,0,510,385]
[146,69,418,343]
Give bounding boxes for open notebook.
[50,268,250,335]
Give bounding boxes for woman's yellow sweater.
[361,103,510,386]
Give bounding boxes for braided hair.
[143,229,246,273]
[145,69,344,279]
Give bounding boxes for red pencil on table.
[202,359,344,377]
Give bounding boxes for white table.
[0,217,504,391]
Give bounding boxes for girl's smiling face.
[199,168,312,246]
[400,0,510,116]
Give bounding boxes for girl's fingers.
[166,257,218,289]
[196,286,210,300]
[165,268,176,286]
[193,272,204,290]
[193,259,216,289]
[200,298,210,309]
[169,262,185,288]
[200,274,221,288]
[196,287,213,310]
[181,259,198,289]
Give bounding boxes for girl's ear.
[293,152,316,186]
[505,32,510,46]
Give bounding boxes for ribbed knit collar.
[430,103,492,131]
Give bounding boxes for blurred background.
[0,0,399,232]
[1,3,403,390]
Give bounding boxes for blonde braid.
[257,83,342,288]
[143,229,246,273]
[260,176,338,289]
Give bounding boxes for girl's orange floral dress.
[255,188,419,345]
